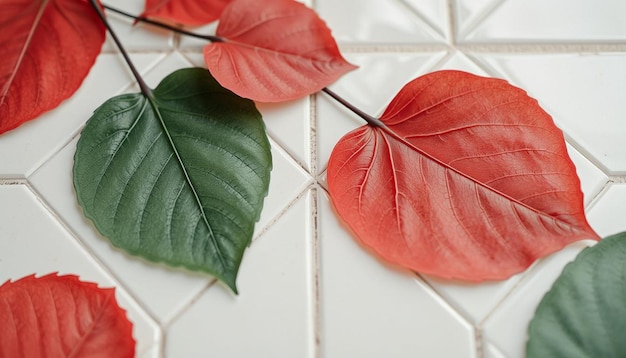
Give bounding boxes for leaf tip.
[221,274,239,295]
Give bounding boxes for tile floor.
[2,0,626,357]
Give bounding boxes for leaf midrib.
[376,124,595,237]
[148,97,228,271]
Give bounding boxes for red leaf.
[327,70,599,281]
[0,273,135,358]
[0,0,105,134]
[140,0,231,25]
[203,0,357,102]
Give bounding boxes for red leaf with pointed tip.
[327,70,599,281]
[0,273,135,358]
[0,0,105,134]
[203,0,357,102]
[140,0,231,25]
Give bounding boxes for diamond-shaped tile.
[403,0,449,39]
[459,0,626,42]
[317,191,475,357]
[0,54,162,178]
[0,185,158,357]
[587,183,626,237]
[453,0,503,39]
[257,139,313,232]
[259,98,313,173]
[167,192,315,357]
[333,52,447,116]
[315,0,446,44]
[471,53,626,174]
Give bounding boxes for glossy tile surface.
[2,1,625,357]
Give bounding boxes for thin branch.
[89,0,153,97]
[322,88,385,127]
[102,3,222,42]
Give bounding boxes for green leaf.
[527,232,626,357]
[73,68,272,293]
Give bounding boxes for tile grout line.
[265,130,314,179]
[413,274,480,356]
[338,42,626,54]
[584,181,613,214]
[310,186,322,358]
[310,93,319,177]
[252,183,316,242]
[0,178,27,185]
[446,0,458,46]
[309,89,321,358]
[397,0,446,40]
[477,261,544,329]
[22,181,164,357]
[159,279,217,346]
[457,42,626,53]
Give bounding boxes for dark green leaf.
[527,232,626,357]
[73,68,272,293]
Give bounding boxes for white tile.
[0,54,162,178]
[454,0,503,38]
[335,52,447,116]
[167,193,315,358]
[178,24,219,50]
[484,342,508,358]
[435,51,489,74]
[424,274,523,325]
[257,140,313,232]
[318,191,476,358]
[0,185,158,357]
[460,0,626,42]
[472,53,626,174]
[315,0,445,44]
[587,184,626,238]
[482,240,594,358]
[403,0,450,39]
[131,52,193,89]
[316,95,363,175]
[259,98,313,172]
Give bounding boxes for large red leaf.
[140,0,231,25]
[327,70,599,281]
[0,0,105,134]
[203,0,357,102]
[0,273,135,358]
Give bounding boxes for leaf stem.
[89,0,153,97]
[322,88,385,127]
[102,4,223,42]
